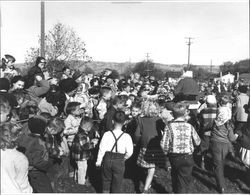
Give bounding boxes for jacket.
[26,80,50,104]
[17,134,52,172]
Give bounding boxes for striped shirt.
[199,106,217,133]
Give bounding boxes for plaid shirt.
[160,120,201,154]
[71,131,95,161]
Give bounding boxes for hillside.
[83,61,220,74]
[16,61,220,75]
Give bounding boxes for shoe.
[218,187,225,194]
[141,189,149,194]
[69,171,74,178]
[141,185,151,193]
[85,179,91,187]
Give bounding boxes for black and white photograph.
[0,0,249,194]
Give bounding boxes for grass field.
[54,154,249,194]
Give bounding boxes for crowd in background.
[1,54,250,194]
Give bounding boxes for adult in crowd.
[9,75,25,92]
[38,85,61,116]
[26,73,50,104]
[61,66,72,80]
[26,56,47,89]
[173,69,199,102]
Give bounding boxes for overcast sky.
[1,0,249,65]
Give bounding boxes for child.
[210,95,234,193]
[135,101,164,193]
[124,102,142,187]
[73,83,90,109]
[64,102,83,178]
[215,95,232,127]
[160,102,201,193]
[197,95,218,169]
[17,116,53,193]
[44,117,69,190]
[125,102,142,142]
[71,117,99,185]
[96,86,112,120]
[64,102,82,147]
[96,111,133,193]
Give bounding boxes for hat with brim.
[72,71,82,80]
[5,54,16,63]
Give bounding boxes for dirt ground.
[54,154,250,194]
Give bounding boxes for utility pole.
[41,0,45,57]
[145,53,151,77]
[210,59,213,73]
[185,37,194,69]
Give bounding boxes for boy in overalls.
[96,110,133,193]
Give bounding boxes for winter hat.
[0,78,10,91]
[206,95,217,105]
[28,116,47,135]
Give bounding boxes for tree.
[132,60,155,77]
[220,61,234,74]
[25,22,92,64]
[84,66,95,75]
[234,59,250,73]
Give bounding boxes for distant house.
[214,72,235,84]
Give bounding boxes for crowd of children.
[1,54,250,193]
